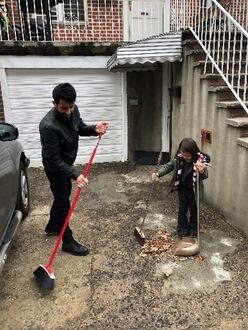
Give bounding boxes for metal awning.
[107,31,182,72]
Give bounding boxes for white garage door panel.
[9,86,123,100]
[11,108,123,125]
[6,68,126,166]
[10,104,122,122]
[17,128,123,147]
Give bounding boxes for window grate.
[51,0,84,23]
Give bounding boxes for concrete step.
[226,117,248,138]
[209,86,247,93]
[193,60,248,74]
[201,73,248,87]
[209,85,248,102]
[216,101,248,117]
[216,101,248,115]
[183,38,247,51]
[237,137,248,149]
[184,44,247,56]
[185,49,247,62]
[208,85,248,101]
[226,117,248,127]
[182,30,244,41]
[216,101,248,109]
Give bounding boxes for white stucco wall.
[171,56,248,236]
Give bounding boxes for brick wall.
[52,0,123,42]
[2,0,123,42]
[226,1,248,29]
[5,0,22,26]
[0,84,4,122]
[2,0,247,42]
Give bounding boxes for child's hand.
[151,172,160,181]
[196,161,206,173]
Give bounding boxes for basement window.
[51,0,85,24]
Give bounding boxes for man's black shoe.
[189,230,197,238]
[178,230,189,239]
[62,241,89,256]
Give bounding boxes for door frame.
[162,62,170,153]
[123,0,171,42]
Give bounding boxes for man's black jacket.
[39,105,98,179]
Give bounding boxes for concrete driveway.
[0,163,247,329]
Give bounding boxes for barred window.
[51,0,85,23]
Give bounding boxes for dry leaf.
[193,255,205,261]
[138,230,174,257]
[157,230,164,235]
[139,251,148,257]
[159,234,168,240]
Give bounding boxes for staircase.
[183,30,248,152]
[170,0,248,151]
[173,30,248,234]
[170,0,248,234]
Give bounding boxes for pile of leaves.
[139,230,173,257]
[138,230,205,261]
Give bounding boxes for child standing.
[151,138,210,238]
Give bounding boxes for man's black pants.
[177,186,197,237]
[45,170,73,242]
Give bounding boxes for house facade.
[0,0,125,165]
[0,1,248,233]
[0,0,174,166]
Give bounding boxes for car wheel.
[16,162,30,219]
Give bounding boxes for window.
[51,0,85,24]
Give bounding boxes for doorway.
[124,0,170,41]
[127,65,170,165]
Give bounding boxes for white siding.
[6,68,126,166]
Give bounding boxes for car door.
[0,140,15,245]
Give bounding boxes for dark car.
[0,122,30,273]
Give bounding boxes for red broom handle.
[46,133,103,271]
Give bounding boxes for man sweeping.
[39,83,108,256]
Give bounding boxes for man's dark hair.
[52,83,76,104]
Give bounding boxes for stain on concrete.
[158,229,240,294]
[121,173,151,184]
[0,164,247,330]
[140,212,177,233]
[87,172,130,204]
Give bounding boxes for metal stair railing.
[172,0,248,114]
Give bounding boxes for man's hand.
[196,161,206,174]
[96,121,109,134]
[151,172,160,182]
[76,174,89,189]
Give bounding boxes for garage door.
[6,69,126,166]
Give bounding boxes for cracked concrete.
[155,229,240,294]
[0,163,247,330]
